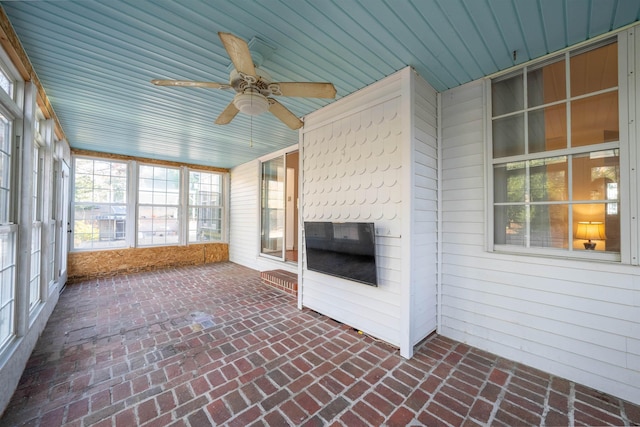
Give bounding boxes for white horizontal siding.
[440,79,640,404]
[229,161,259,269]
[410,71,438,346]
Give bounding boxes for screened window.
[491,40,620,256]
[72,158,128,250]
[138,165,180,246]
[188,171,223,242]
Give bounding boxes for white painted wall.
[300,67,438,356]
[440,79,640,404]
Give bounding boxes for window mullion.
[127,160,137,248]
[566,52,574,253]
[567,154,574,252]
[180,166,188,246]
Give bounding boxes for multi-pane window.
[0,64,16,351]
[188,171,223,242]
[71,157,228,249]
[73,158,128,250]
[0,120,13,345]
[491,40,620,256]
[138,165,180,246]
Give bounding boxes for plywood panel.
[67,243,228,282]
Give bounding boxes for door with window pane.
[261,157,285,258]
[260,152,299,262]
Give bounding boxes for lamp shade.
[575,221,607,240]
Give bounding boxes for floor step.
[260,269,298,296]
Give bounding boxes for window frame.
[486,33,629,263]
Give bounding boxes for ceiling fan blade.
[218,32,256,77]
[151,79,230,89]
[215,102,240,125]
[273,82,337,99]
[268,99,303,130]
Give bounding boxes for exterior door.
[260,151,299,262]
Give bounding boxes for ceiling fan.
[151,32,337,130]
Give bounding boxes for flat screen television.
[304,221,378,287]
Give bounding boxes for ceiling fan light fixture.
[233,91,269,116]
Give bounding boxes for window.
[72,158,128,250]
[188,171,224,242]
[71,156,228,249]
[138,165,180,246]
[491,40,620,257]
[0,64,16,351]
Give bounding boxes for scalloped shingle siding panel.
[303,97,402,223]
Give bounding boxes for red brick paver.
[1,262,638,426]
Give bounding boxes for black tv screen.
[304,222,378,287]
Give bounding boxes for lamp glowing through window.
[575,222,606,250]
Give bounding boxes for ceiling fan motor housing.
[230,68,276,96]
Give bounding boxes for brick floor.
[1,262,638,426]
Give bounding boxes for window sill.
[492,245,621,263]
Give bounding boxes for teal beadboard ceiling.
[1,0,638,168]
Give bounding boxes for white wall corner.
[400,67,416,359]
